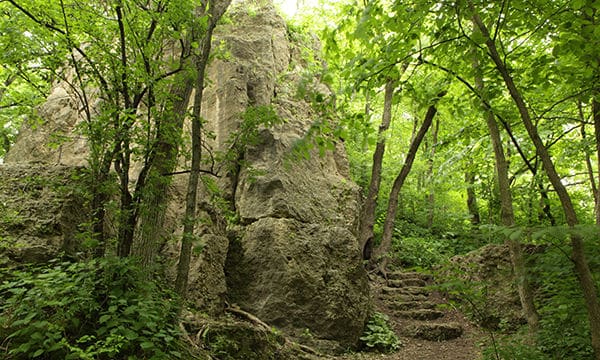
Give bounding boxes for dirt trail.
[336,271,484,360]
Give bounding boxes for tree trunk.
[426,118,439,228]
[131,65,195,264]
[594,99,600,225]
[373,91,446,274]
[359,79,396,260]
[465,170,480,225]
[579,101,600,225]
[465,169,481,226]
[472,46,540,335]
[175,0,231,296]
[470,7,600,357]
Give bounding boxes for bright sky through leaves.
[275,0,319,17]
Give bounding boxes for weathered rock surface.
[3,1,370,351]
[202,4,369,351]
[226,218,368,350]
[447,244,530,331]
[0,163,87,265]
[4,87,87,166]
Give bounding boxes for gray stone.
[403,322,464,341]
[0,163,87,265]
[395,309,445,321]
[226,217,369,350]
[3,1,370,350]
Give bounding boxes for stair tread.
[402,322,464,341]
[385,300,437,311]
[395,309,445,320]
[387,271,433,282]
[381,286,429,296]
[388,278,428,288]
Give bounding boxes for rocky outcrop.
[447,243,543,331]
[4,87,87,166]
[2,1,370,352]
[206,5,369,350]
[0,163,87,265]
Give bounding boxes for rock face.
[3,1,370,351]
[447,244,541,331]
[0,164,87,265]
[206,5,369,350]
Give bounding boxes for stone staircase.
[377,271,464,342]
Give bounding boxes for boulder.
[226,218,369,350]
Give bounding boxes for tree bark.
[131,58,195,264]
[426,118,439,228]
[373,91,446,274]
[593,98,600,225]
[359,79,396,260]
[175,0,231,296]
[579,101,600,225]
[470,6,600,357]
[465,170,480,225]
[472,45,540,335]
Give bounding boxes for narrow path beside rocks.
[337,270,484,360]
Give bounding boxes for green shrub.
[359,312,400,353]
[0,257,185,359]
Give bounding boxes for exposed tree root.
[225,307,333,358]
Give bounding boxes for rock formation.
[1,2,370,351]
[447,243,543,331]
[0,164,87,265]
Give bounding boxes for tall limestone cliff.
[2,2,370,351]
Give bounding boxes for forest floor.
[334,271,486,360]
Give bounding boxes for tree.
[472,35,540,335]
[175,0,231,296]
[468,2,600,356]
[358,78,397,260]
[4,0,226,270]
[373,89,446,275]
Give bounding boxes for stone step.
[385,300,437,311]
[387,271,433,282]
[403,322,464,341]
[379,293,428,302]
[395,309,445,321]
[388,278,427,288]
[381,286,429,296]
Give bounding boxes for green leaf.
[572,0,585,9]
[32,348,44,357]
[140,341,154,350]
[99,314,111,324]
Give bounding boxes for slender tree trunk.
[465,170,480,225]
[593,99,600,225]
[579,102,600,225]
[359,79,396,260]
[470,7,600,357]
[472,47,540,335]
[426,118,439,228]
[373,91,446,274]
[0,73,17,153]
[175,0,231,296]
[132,64,195,264]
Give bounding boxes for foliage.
[381,218,482,268]
[0,257,187,359]
[528,237,598,359]
[359,312,400,353]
